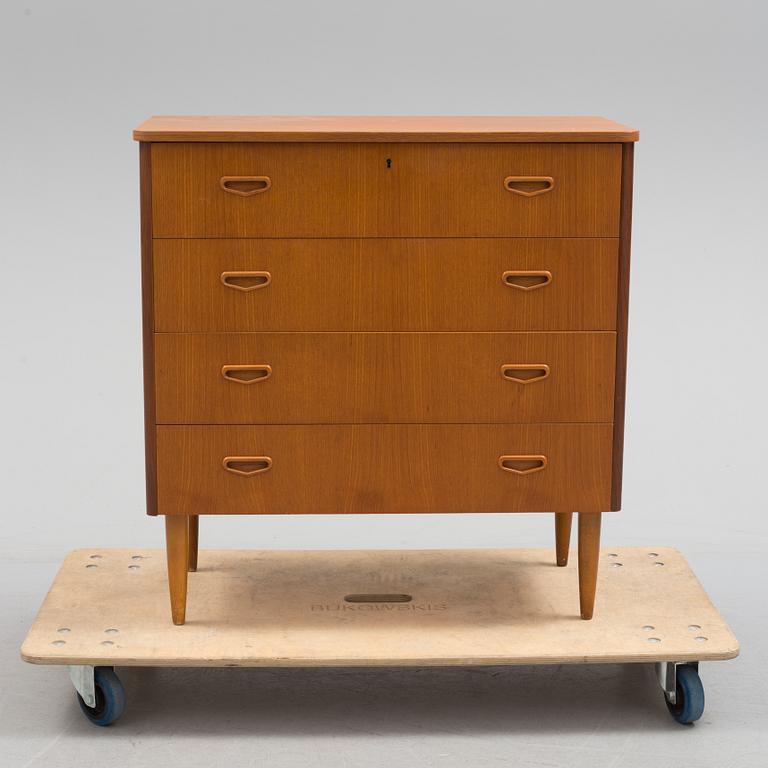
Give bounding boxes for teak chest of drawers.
[133,116,639,625]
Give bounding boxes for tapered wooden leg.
[165,516,189,625]
[578,512,602,620]
[188,515,199,573]
[554,512,573,567]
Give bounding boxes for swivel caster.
[657,662,705,725]
[74,666,126,726]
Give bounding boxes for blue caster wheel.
[77,667,126,726]
[666,664,705,724]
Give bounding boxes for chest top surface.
[133,115,639,143]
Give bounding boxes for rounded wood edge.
[501,270,553,291]
[222,456,273,476]
[132,131,640,143]
[220,364,273,384]
[498,455,549,475]
[504,176,555,197]
[220,271,272,291]
[219,176,272,196]
[500,364,551,384]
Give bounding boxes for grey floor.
[2,1,767,765]
[2,552,764,768]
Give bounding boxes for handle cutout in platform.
[221,365,272,384]
[220,271,271,291]
[344,594,413,603]
[502,270,552,291]
[501,364,550,384]
[504,176,555,197]
[222,456,273,476]
[220,176,272,196]
[498,455,548,475]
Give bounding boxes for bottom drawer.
[156,424,613,514]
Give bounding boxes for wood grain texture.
[188,516,199,572]
[154,332,616,424]
[155,423,613,515]
[21,547,738,667]
[555,512,573,566]
[611,143,634,511]
[134,115,639,143]
[153,238,618,333]
[139,143,158,516]
[578,512,602,620]
[165,516,189,625]
[151,143,622,238]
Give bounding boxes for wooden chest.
[134,116,638,624]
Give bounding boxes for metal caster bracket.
[656,660,698,706]
[22,548,737,726]
[68,665,96,708]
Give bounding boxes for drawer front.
[151,143,621,237]
[154,238,618,332]
[156,424,613,514]
[155,332,616,424]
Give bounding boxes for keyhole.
[386,158,392,169]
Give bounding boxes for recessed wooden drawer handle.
[222,456,273,476]
[504,176,554,197]
[220,271,271,291]
[499,455,548,475]
[501,364,550,384]
[502,270,552,291]
[220,176,272,196]
[221,364,272,384]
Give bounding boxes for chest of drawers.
[133,116,638,625]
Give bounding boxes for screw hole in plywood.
[647,637,662,644]
[85,564,98,569]
[57,627,71,634]
[695,636,708,643]
[611,563,623,568]
[128,565,141,570]
[89,554,102,559]
[344,593,413,604]
[131,555,145,560]
[51,640,66,646]
[654,562,665,567]
[642,625,655,631]
[104,628,119,635]
[648,552,659,558]
[688,624,702,631]
[607,553,619,558]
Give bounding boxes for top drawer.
[151,143,622,238]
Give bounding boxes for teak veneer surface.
[134,115,639,143]
[134,115,637,623]
[140,144,157,516]
[154,332,616,424]
[611,144,634,511]
[153,238,619,333]
[151,143,622,238]
[156,423,613,515]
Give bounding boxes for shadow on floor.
[112,662,673,735]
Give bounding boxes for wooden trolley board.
[22,547,738,668]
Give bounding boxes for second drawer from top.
[153,238,618,332]
[154,332,616,424]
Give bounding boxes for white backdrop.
[0,2,766,765]
[1,0,765,562]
